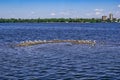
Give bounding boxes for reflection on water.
[0,23,120,79]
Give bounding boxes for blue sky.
[0,0,120,18]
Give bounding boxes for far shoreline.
[0,18,119,23]
[0,22,119,24]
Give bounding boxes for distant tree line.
[0,18,119,23]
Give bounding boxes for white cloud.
[94,9,104,12]
[50,13,56,16]
[118,5,120,8]
[95,12,101,15]
[31,11,35,14]
[60,12,70,16]
[94,9,104,15]
[86,13,91,16]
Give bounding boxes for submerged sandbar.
[17,40,96,47]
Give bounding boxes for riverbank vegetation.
[0,18,119,23]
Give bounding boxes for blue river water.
[0,23,120,80]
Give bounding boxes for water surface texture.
[0,23,120,80]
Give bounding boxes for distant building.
[101,13,116,22]
[109,13,113,21]
[102,16,107,21]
